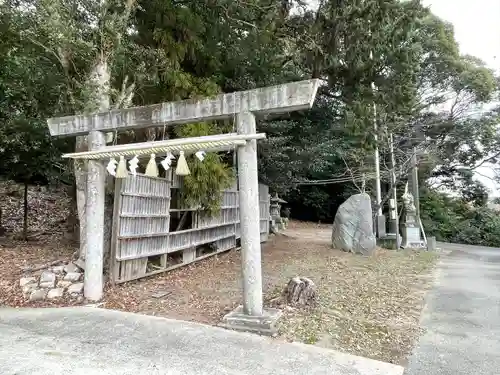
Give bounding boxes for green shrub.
[420,188,500,247]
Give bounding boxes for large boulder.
[331,193,376,255]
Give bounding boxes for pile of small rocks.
[20,262,84,302]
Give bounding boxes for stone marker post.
[427,236,437,251]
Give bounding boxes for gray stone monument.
[331,193,377,255]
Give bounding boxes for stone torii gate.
[47,79,319,333]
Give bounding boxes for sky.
[423,0,500,197]
[303,0,500,196]
[423,0,500,74]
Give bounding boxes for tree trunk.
[23,181,28,241]
[283,277,317,306]
[74,55,134,273]
[74,55,111,268]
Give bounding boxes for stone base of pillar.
[377,233,401,250]
[376,215,386,238]
[219,305,282,336]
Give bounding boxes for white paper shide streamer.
[195,150,206,162]
[129,155,139,175]
[175,151,190,176]
[115,156,128,178]
[161,152,176,171]
[106,158,118,176]
[92,137,245,179]
[145,154,159,177]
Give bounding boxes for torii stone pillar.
[84,130,106,301]
[46,79,320,314]
[219,111,281,334]
[236,111,263,316]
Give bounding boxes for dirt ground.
[0,221,437,365]
[0,238,79,308]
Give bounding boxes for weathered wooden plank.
[172,221,238,235]
[122,175,171,197]
[114,174,171,262]
[169,206,237,213]
[216,236,237,252]
[114,245,239,284]
[117,218,239,241]
[117,235,169,260]
[116,223,237,259]
[166,230,235,253]
[258,183,270,242]
[120,214,170,218]
[182,247,197,263]
[196,209,238,228]
[222,190,238,206]
[121,196,170,216]
[119,258,147,281]
[47,79,320,136]
[119,217,170,237]
[109,179,124,283]
[121,192,171,199]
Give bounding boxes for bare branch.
[341,155,364,193]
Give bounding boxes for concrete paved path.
[0,307,403,375]
[405,243,500,375]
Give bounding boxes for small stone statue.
[402,183,416,213]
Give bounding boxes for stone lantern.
[270,193,288,232]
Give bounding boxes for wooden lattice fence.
[110,173,270,283]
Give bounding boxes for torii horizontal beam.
[47,79,320,137]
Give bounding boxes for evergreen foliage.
[175,123,234,215]
[1,0,499,244]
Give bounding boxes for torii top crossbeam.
[47,79,320,137]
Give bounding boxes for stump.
[283,277,317,306]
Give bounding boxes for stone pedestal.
[219,305,282,336]
[274,217,287,230]
[402,213,425,249]
[388,219,398,235]
[377,233,401,250]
